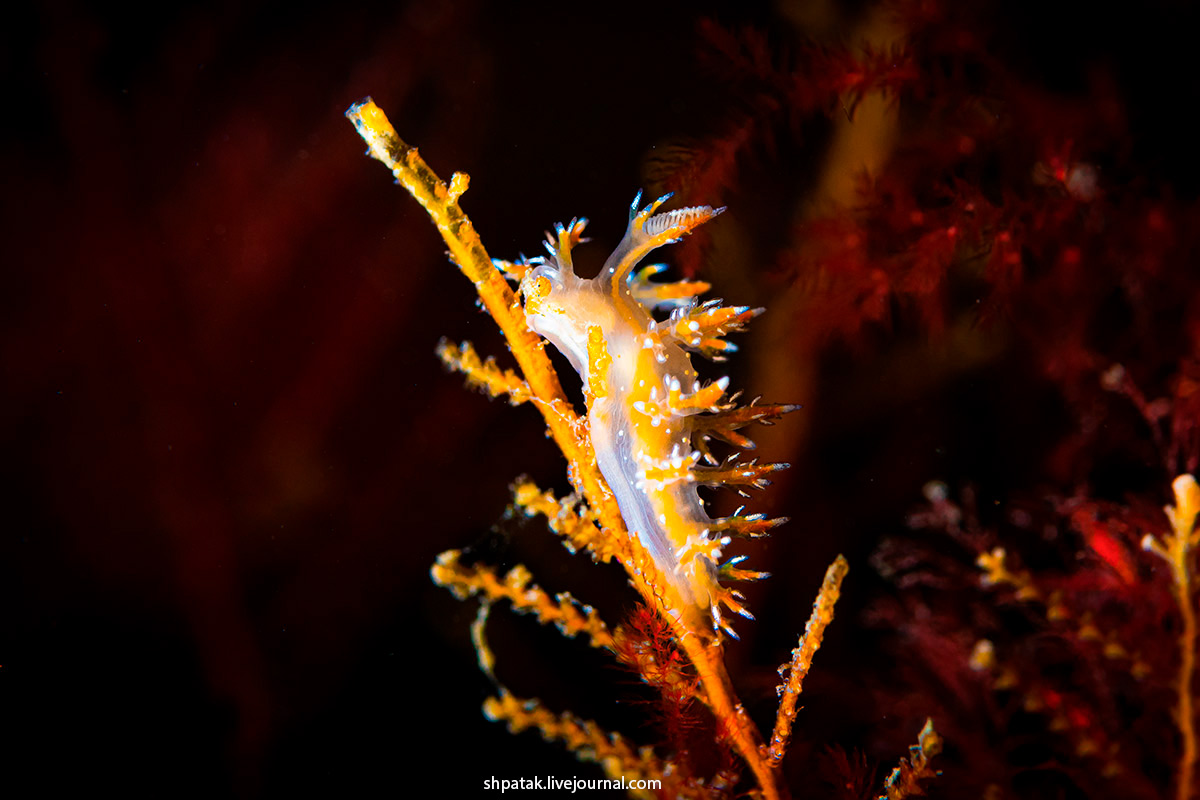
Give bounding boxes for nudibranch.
[518,193,794,639]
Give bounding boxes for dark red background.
[4,1,1197,797]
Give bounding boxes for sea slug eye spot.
[520,271,557,314]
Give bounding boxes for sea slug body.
[519,194,793,639]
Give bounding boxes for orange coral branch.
[436,338,532,405]
[431,550,614,651]
[1143,474,1200,800]
[509,479,627,563]
[345,99,588,488]
[977,546,1041,601]
[879,718,943,800]
[768,555,849,767]
[483,690,674,799]
[348,98,784,800]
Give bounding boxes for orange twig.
[768,555,849,766]
[347,98,784,800]
[879,718,943,800]
[1144,474,1200,800]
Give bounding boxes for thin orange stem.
[769,555,848,767]
[679,633,784,799]
[1145,475,1200,800]
[1174,569,1196,800]
[346,98,783,800]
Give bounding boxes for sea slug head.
[519,231,604,384]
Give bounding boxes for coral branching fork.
[346,98,932,799]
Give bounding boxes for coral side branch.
[483,690,671,793]
[767,555,849,767]
[1143,474,1200,800]
[977,546,1041,601]
[345,99,610,518]
[509,479,628,563]
[436,338,532,405]
[431,550,614,651]
[879,718,943,800]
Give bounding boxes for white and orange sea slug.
[519,193,795,639]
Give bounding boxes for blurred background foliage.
[3,0,1199,796]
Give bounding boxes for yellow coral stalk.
[510,479,629,564]
[977,546,1041,601]
[768,555,849,766]
[431,550,614,650]
[347,98,785,799]
[880,718,943,800]
[483,690,666,799]
[1143,474,1200,800]
[436,338,531,405]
